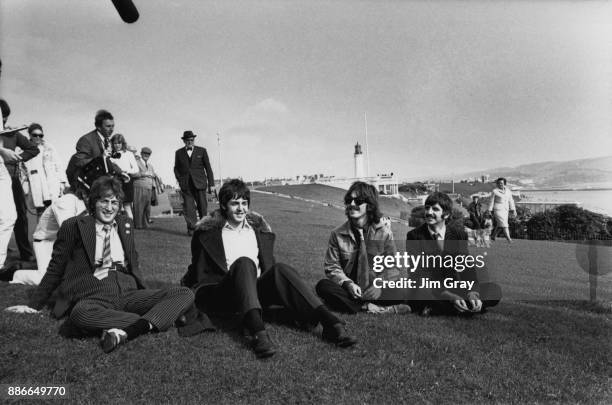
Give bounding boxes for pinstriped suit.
[29,213,194,333]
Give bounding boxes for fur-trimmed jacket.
[181,210,276,289]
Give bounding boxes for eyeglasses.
[97,199,121,208]
[344,196,367,206]
[30,133,44,138]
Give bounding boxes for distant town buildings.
[255,142,399,194]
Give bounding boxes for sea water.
[520,189,612,217]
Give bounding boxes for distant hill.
[454,156,612,188]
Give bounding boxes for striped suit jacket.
[29,213,147,317]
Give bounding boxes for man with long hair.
[316,181,410,314]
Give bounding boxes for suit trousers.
[69,271,194,333]
[11,176,34,259]
[182,177,207,231]
[195,257,324,326]
[133,185,152,229]
[409,282,502,315]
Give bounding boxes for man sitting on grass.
[315,181,411,314]
[405,192,501,316]
[6,176,206,353]
[181,179,357,359]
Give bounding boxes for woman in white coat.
[488,177,516,243]
[23,123,65,215]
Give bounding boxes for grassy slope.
[259,184,419,218]
[1,192,611,404]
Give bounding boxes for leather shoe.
[100,329,127,353]
[251,330,276,358]
[322,323,357,348]
[0,262,21,282]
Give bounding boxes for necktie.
[434,232,444,251]
[104,137,109,151]
[356,228,369,289]
[101,224,113,271]
[186,147,193,152]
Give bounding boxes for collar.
[427,223,446,239]
[338,218,385,236]
[223,219,252,231]
[95,220,117,231]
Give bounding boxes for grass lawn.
[1,192,611,404]
[259,183,420,219]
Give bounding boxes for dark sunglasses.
[30,133,44,138]
[344,196,367,206]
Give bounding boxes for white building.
[316,142,399,195]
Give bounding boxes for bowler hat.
[182,130,196,140]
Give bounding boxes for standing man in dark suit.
[74,109,114,166]
[174,130,214,236]
[66,109,122,187]
[6,176,205,353]
[0,99,39,262]
[405,192,501,316]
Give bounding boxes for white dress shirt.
[221,220,261,277]
[93,221,126,280]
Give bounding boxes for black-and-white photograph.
[1,1,610,403]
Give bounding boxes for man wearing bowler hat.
[174,131,214,236]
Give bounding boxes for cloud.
[225,98,291,137]
[245,98,289,115]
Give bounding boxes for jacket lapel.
[116,216,134,262]
[338,221,356,245]
[90,131,104,157]
[77,215,97,269]
[200,229,228,272]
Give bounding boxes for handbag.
[151,186,158,206]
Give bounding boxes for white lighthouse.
[354,142,364,178]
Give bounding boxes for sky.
[1,0,611,184]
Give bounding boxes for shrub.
[524,205,611,240]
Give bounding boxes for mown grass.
[1,192,611,404]
[259,183,419,219]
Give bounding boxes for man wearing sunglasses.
[316,181,410,314]
[24,123,66,216]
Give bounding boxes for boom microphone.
[111,0,139,24]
